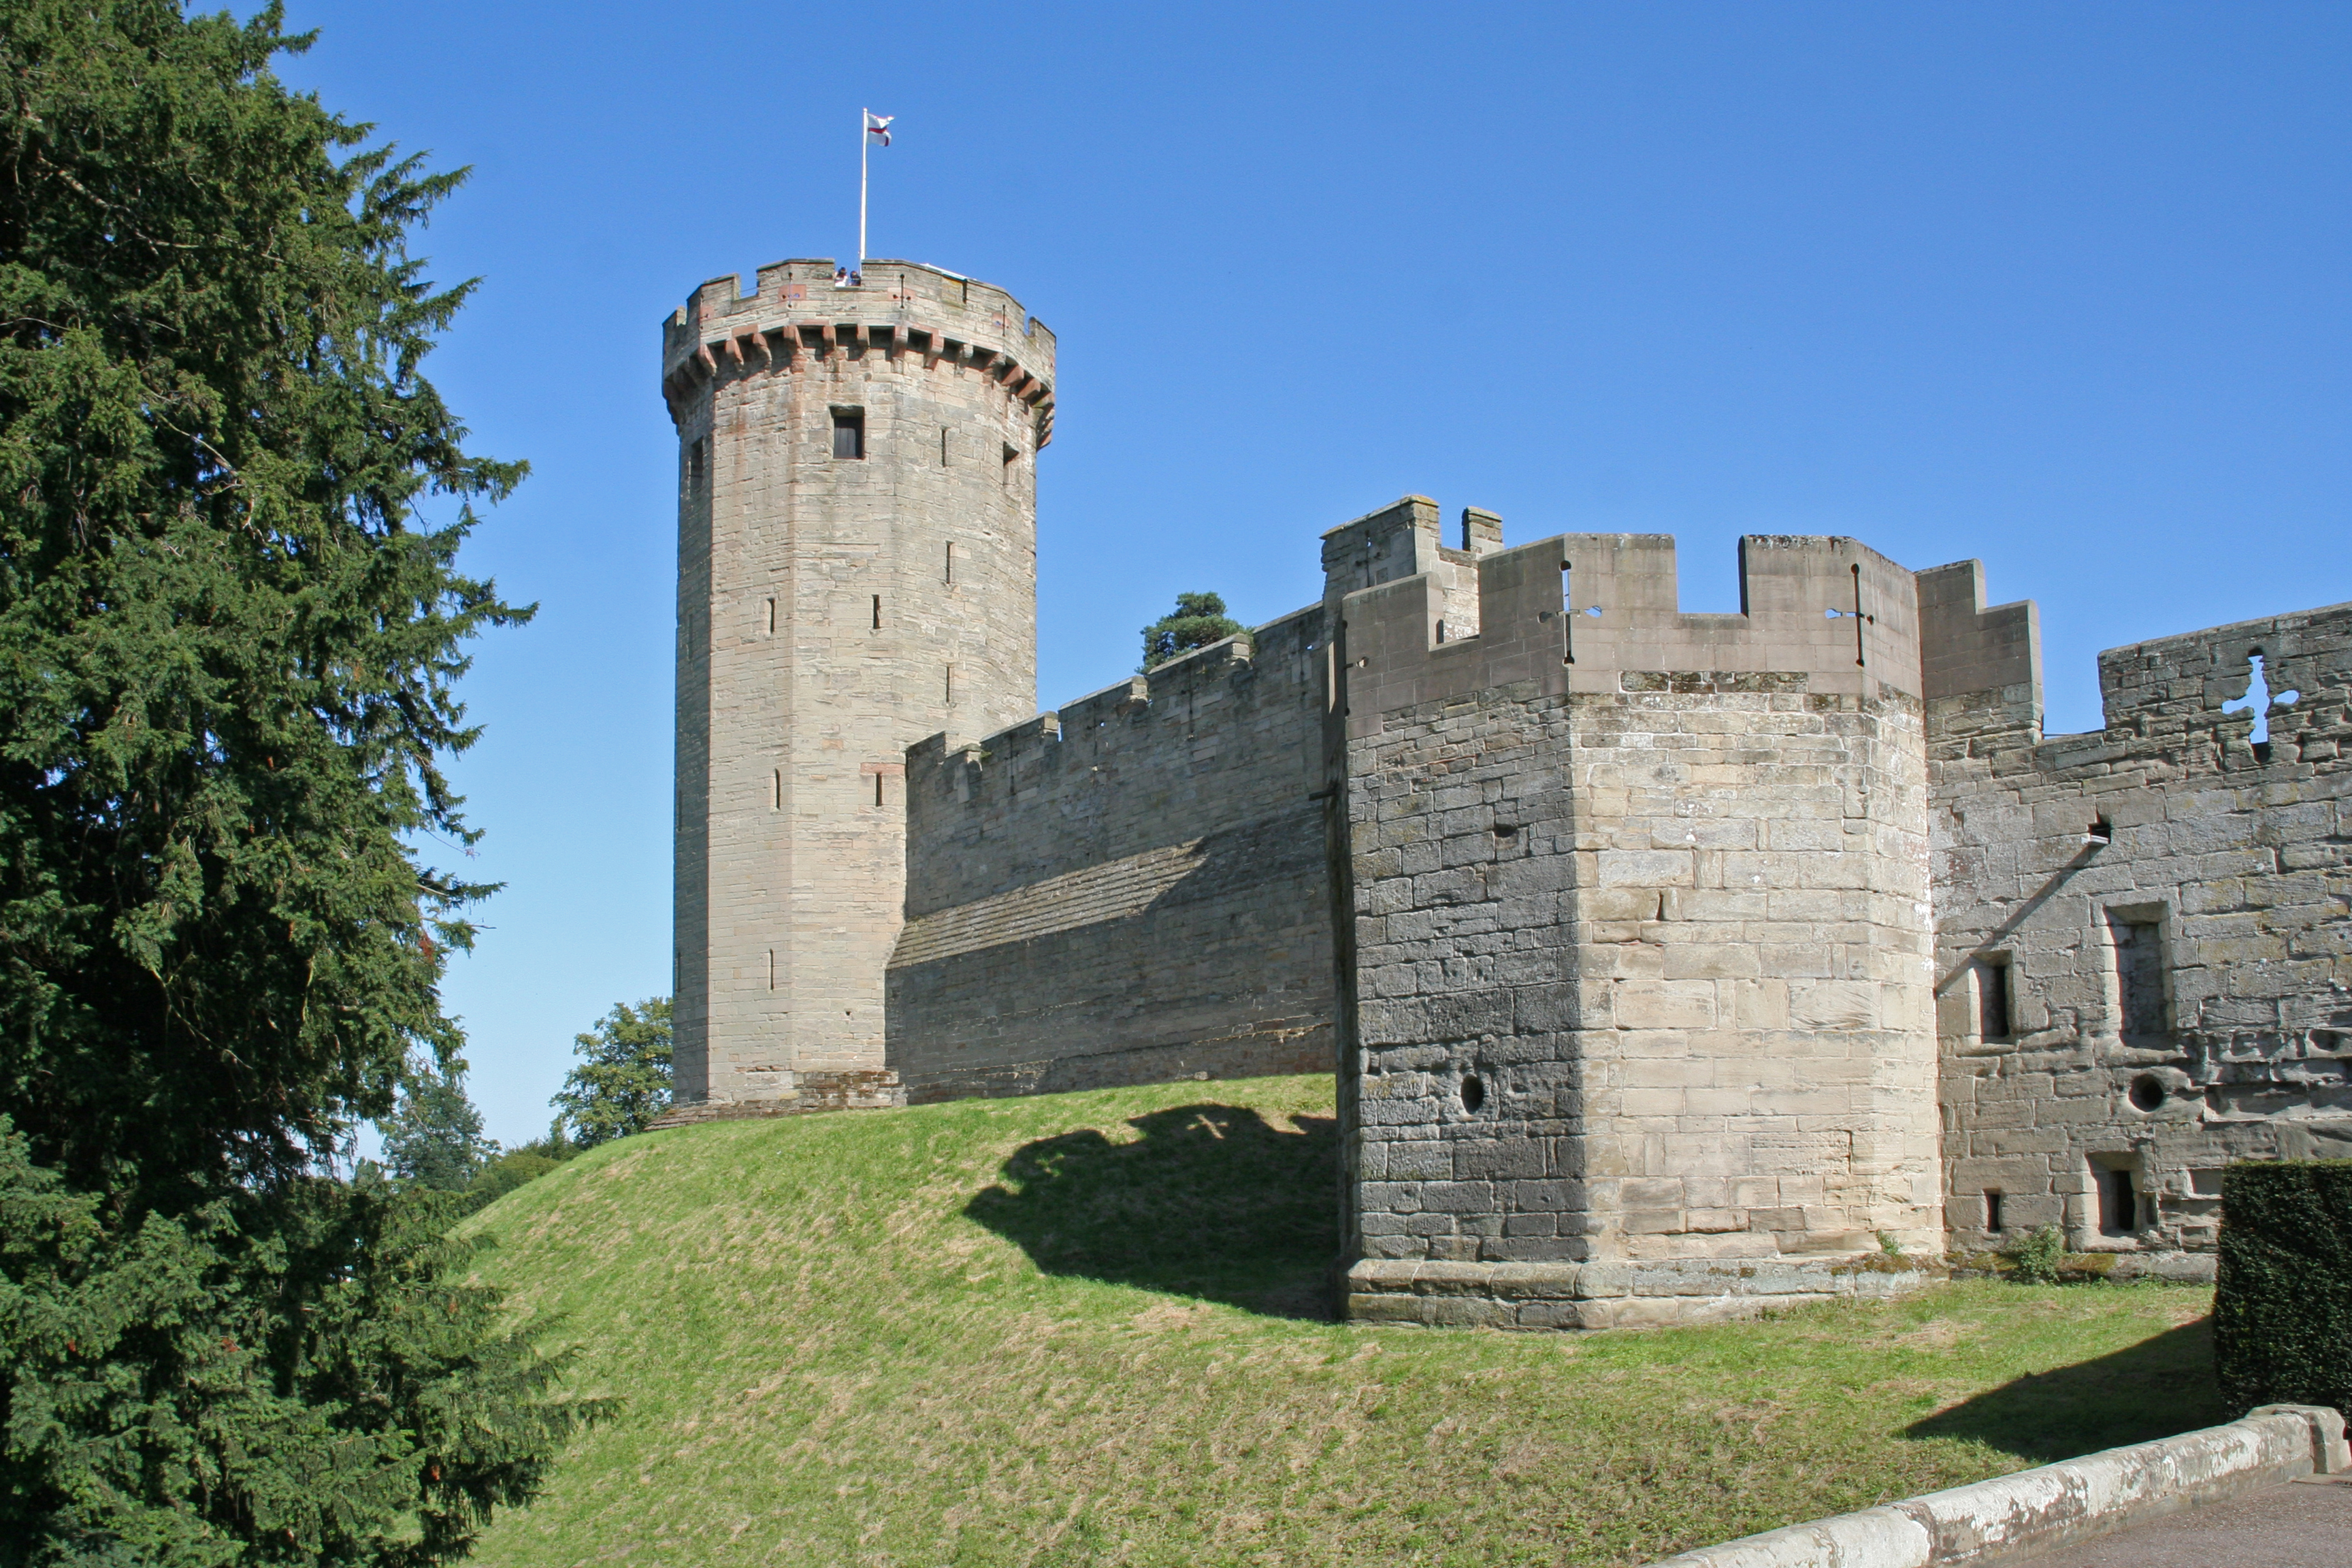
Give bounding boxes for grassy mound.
[463,1075,2221,1567]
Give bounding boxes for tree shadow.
[1906,1318,2227,1462]
[964,1102,1338,1320]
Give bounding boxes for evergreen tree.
[1139,591,1246,671]
[551,998,672,1148]
[382,1063,497,1192]
[0,3,589,1557]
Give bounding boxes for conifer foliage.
[0,3,591,1559]
[1139,592,1245,671]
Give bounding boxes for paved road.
[2011,1476,2352,1567]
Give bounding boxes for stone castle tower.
[660,259,1056,1109]
[660,254,2349,1328]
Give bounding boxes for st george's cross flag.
[865,110,892,146]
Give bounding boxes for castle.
[662,259,2351,1328]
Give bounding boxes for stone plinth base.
[647,1069,905,1130]
[1343,1254,1943,1330]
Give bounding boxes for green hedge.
[2215,1160,2352,1416]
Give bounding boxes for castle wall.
[1924,564,2352,1264]
[666,259,1051,1109]
[885,607,1339,1099]
[1337,526,1942,1328]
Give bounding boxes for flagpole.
[858,108,868,266]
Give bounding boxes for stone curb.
[1645,1403,2349,1567]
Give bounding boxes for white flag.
[864,110,892,147]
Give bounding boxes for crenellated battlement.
[659,257,1055,444]
[1917,558,2352,768]
[902,608,1320,871]
[1340,529,1925,740]
[2092,604,2352,760]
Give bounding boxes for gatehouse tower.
[660,259,1054,1111]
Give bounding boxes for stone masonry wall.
[1339,529,1942,1328]
[885,606,1338,1100]
[1925,561,2352,1262]
[666,258,1051,1109]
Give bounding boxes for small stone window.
[687,437,706,501]
[1984,1190,2004,1234]
[871,594,881,631]
[2091,1156,2140,1237]
[831,408,865,459]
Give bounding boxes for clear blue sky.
[267,1,2352,1146]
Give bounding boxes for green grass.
[461,1075,2223,1567]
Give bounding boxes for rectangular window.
[831,408,865,459]
[762,597,777,636]
[941,426,951,466]
[2108,913,2166,1043]
[767,949,776,991]
[2094,1162,2138,1237]
[1984,1190,2005,1234]
[688,437,706,500]
[771,769,782,811]
[871,594,881,630]
[945,664,955,705]
[874,773,884,807]
[945,541,956,585]
[1978,958,2012,1041]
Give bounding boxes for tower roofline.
[660,257,1054,443]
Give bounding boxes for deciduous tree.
[551,998,673,1149]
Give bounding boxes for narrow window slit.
[1978,958,2011,1041]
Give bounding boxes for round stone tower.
[660,258,1054,1111]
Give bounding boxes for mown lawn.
[462,1075,2221,1567]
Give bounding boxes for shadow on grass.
[1906,1317,2225,1462]
[964,1102,1338,1319]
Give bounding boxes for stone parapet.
[660,258,1054,444]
